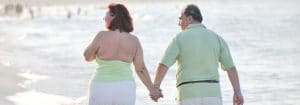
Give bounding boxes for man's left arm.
[226,67,244,105]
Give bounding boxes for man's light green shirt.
[160,24,235,101]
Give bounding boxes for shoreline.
[0,0,200,6]
[0,62,25,105]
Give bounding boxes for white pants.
[88,80,136,105]
[178,97,223,105]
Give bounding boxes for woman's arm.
[133,42,155,91]
[132,39,162,101]
[84,33,102,62]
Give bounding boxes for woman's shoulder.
[95,31,106,37]
[95,31,112,38]
[97,31,109,35]
[127,34,141,43]
[127,33,138,39]
[96,31,140,42]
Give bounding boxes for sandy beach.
[0,63,25,105]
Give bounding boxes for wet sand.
[0,63,25,105]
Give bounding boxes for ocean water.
[1,0,300,105]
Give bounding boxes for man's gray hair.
[184,4,203,23]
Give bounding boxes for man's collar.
[186,23,206,30]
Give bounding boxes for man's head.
[179,4,203,30]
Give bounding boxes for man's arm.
[153,36,180,100]
[226,67,244,105]
[154,64,169,87]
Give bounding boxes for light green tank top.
[92,56,134,82]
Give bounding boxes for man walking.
[153,4,244,105]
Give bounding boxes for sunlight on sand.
[17,72,49,88]
[7,90,74,105]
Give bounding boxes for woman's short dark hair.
[108,3,133,33]
[183,4,203,23]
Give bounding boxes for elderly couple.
[84,3,243,105]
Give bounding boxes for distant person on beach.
[67,10,72,19]
[3,3,23,16]
[153,4,244,105]
[84,3,162,105]
[29,8,34,19]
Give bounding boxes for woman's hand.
[149,86,163,102]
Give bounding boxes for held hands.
[233,92,244,105]
[149,86,163,102]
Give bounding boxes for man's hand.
[233,92,243,105]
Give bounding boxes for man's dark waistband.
[177,80,219,87]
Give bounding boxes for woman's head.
[104,3,133,33]
[179,4,203,30]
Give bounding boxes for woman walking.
[84,3,162,105]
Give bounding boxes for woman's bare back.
[96,31,139,63]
